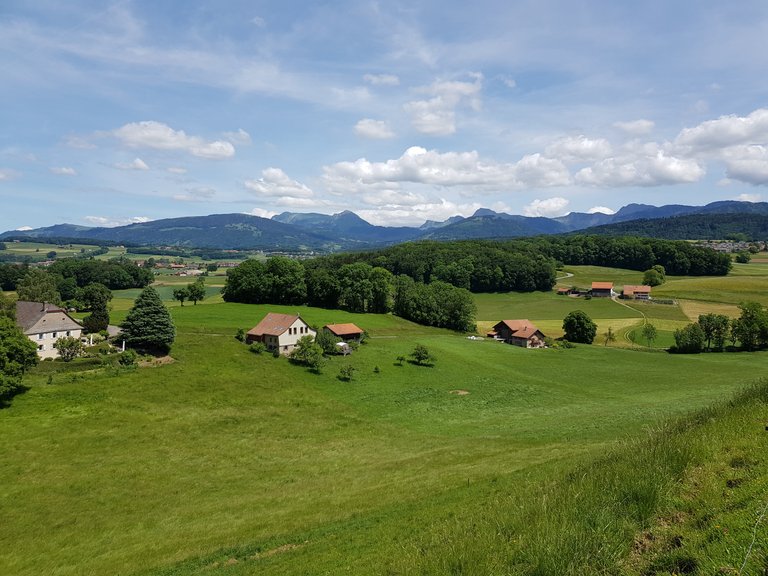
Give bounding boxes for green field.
[3,260,768,574]
[2,298,768,575]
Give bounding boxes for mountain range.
[3,200,767,250]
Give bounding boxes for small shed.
[323,323,364,342]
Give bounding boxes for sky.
[2,0,768,231]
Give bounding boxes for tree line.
[673,303,768,353]
[221,236,730,331]
[222,256,476,331]
[0,257,153,293]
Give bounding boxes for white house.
[15,301,83,359]
[246,312,316,354]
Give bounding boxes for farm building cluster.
[557,282,652,300]
[246,312,364,355]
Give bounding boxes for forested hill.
[583,213,768,240]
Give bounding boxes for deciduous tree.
[673,323,705,353]
[186,279,206,305]
[0,316,38,401]
[562,310,597,344]
[16,268,61,304]
[172,287,189,306]
[641,322,658,348]
[289,335,324,372]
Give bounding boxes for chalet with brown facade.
[246,312,316,354]
[591,282,615,297]
[488,319,547,348]
[16,301,83,360]
[322,323,364,342]
[622,285,652,300]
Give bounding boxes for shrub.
[410,344,435,366]
[338,365,355,382]
[235,328,245,342]
[118,349,138,367]
[53,336,84,362]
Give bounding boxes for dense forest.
[583,213,768,241]
[0,258,153,292]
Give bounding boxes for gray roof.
[15,301,82,334]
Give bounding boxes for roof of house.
[324,323,364,337]
[15,301,82,334]
[623,284,652,294]
[494,319,544,340]
[591,281,614,290]
[556,287,570,293]
[247,312,306,337]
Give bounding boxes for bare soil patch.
[449,389,470,395]
[138,355,175,368]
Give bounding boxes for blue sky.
[2,0,768,231]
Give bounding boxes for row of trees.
[674,305,768,353]
[223,257,477,331]
[536,236,732,276]
[0,258,152,296]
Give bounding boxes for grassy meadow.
[2,260,768,574]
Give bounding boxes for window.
[38,333,44,340]
[66,331,71,336]
[52,332,58,338]
[38,344,44,351]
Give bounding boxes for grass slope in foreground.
[1,303,767,575]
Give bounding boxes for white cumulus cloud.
[674,108,768,153]
[83,216,151,227]
[588,206,616,215]
[244,168,314,198]
[112,121,235,159]
[736,193,762,202]
[323,146,571,195]
[523,197,570,217]
[545,135,612,162]
[247,207,277,219]
[354,119,395,140]
[576,147,704,187]
[357,199,484,227]
[404,74,483,136]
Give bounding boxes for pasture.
[2,299,768,575]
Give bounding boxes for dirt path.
[610,295,646,345]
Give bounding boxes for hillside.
[583,212,768,240]
[272,210,421,244]
[0,213,341,251]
